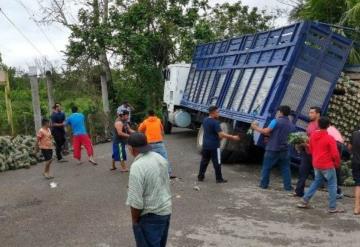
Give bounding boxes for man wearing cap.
[126,132,172,247]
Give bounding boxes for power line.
[0,7,45,58]
[16,0,62,57]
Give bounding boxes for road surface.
[0,128,359,247]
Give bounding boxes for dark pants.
[295,151,313,197]
[198,148,223,181]
[53,131,66,161]
[133,214,171,247]
[260,150,292,191]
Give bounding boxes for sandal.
[328,208,345,214]
[89,159,98,166]
[43,173,54,179]
[110,167,117,171]
[354,211,360,215]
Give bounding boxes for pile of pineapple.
[327,73,360,186]
[328,74,360,143]
[0,135,39,172]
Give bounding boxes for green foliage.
[290,0,360,64]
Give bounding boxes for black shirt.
[51,111,66,134]
[203,117,222,150]
[351,130,360,164]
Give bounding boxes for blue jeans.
[303,168,337,209]
[260,150,292,191]
[133,214,171,247]
[150,142,172,174]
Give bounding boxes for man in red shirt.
[297,117,344,213]
[293,106,320,197]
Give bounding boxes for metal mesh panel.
[281,68,311,111]
[296,119,309,130]
[184,65,196,98]
[231,69,254,110]
[240,68,266,113]
[188,71,200,100]
[191,71,204,101]
[251,67,279,113]
[301,77,332,115]
[210,72,227,105]
[223,69,241,109]
[202,71,217,104]
[197,71,211,103]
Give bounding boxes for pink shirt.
[37,127,53,149]
[306,121,319,137]
[327,126,344,144]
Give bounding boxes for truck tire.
[226,133,253,163]
[196,122,233,163]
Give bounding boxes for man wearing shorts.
[37,118,54,179]
[111,110,134,172]
[349,128,360,215]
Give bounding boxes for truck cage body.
[180,21,352,145]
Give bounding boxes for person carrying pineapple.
[37,118,54,179]
[111,110,134,172]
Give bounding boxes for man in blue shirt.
[198,106,240,183]
[251,105,295,191]
[66,106,97,165]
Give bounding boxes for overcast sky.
[0,0,291,69]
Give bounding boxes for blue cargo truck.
[163,21,352,163]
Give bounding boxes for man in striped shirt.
[126,132,172,247]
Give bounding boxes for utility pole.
[45,71,54,115]
[0,69,14,135]
[29,66,41,133]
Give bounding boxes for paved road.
[1,128,360,247]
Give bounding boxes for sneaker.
[328,208,345,214]
[336,193,344,199]
[198,177,204,182]
[170,175,177,180]
[297,199,310,209]
[216,179,228,184]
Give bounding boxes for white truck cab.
[163,63,192,133]
[163,63,191,112]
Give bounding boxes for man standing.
[66,106,97,165]
[198,106,240,183]
[138,110,175,179]
[348,128,360,215]
[51,103,67,162]
[117,101,135,122]
[293,106,321,197]
[297,117,343,213]
[111,111,133,172]
[126,132,172,247]
[251,105,295,191]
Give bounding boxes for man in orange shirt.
[138,110,175,179]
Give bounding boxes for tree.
[288,0,360,64]
[109,0,274,108]
[39,0,114,111]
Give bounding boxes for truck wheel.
[196,125,204,152]
[196,122,233,163]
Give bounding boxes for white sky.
[0,0,290,69]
